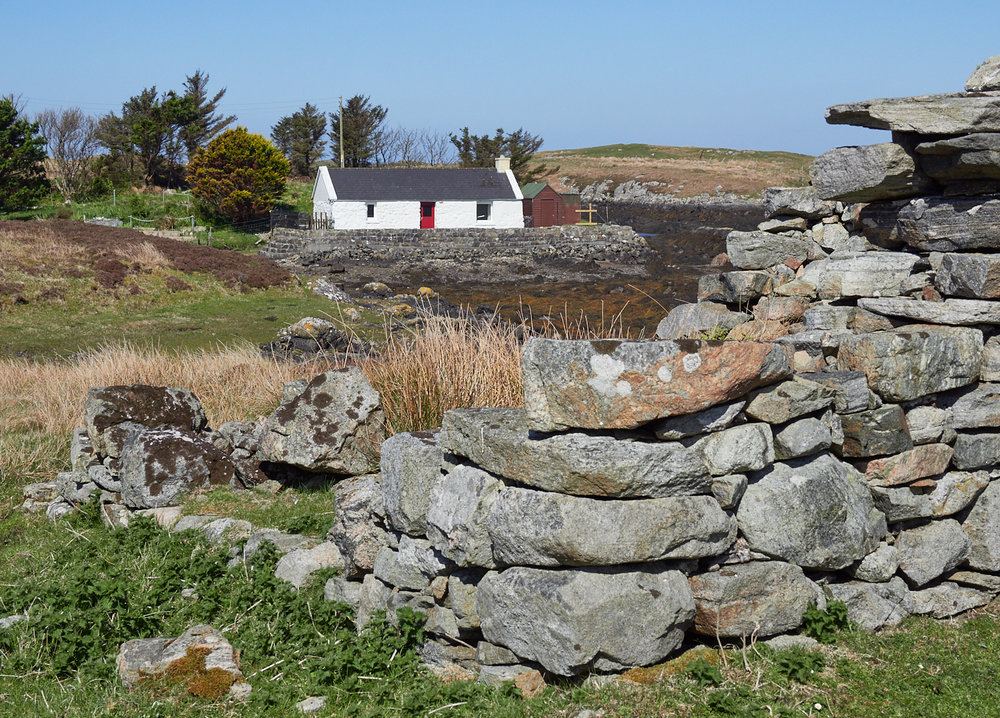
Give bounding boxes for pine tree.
[271,103,327,176]
[0,96,49,212]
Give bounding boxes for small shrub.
[686,656,723,686]
[802,600,850,643]
[772,648,826,684]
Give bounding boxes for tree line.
[1,78,551,222]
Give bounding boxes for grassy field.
[2,219,1000,717]
[533,143,813,199]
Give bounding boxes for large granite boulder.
[85,385,207,457]
[380,430,443,536]
[477,566,694,676]
[826,577,913,630]
[328,473,388,578]
[825,93,1000,134]
[798,252,920,299]
[521,338,790,432]
[962,481,1000,572]
[443,407,713,498]
[119,429,235,509]
[810,143,932,202]
[837,326,983,401]
[688,561,824,638]
[737,453,886,571]
[859,196,1000,252]
[486,488,735,567]
[725,230,821,269]
[896,520,971,587]
[258,368,384,474]
[966,55,1000,92]
[425,465,502,568]
[117,624,246,698]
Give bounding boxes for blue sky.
[4,0,999,156]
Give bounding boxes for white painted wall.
[311,165,525,229]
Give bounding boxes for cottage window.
[366,203,376,219]
[476,203,491,221]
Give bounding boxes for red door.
[420,202,435,228]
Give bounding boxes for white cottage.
[311,158,524,230]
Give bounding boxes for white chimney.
[495,156,511,173]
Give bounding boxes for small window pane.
[477,203,491,220]
[422,204,433,217]
[367,203,375,218]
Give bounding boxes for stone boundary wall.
[32,57,1000,686]
[260,224,650,265]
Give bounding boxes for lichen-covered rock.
[962,480,1000,572]
[689,561,824,638]
[652,400,745,440]
[763,186,839,220]
[86,385,207,457]
[119,429,236,509]
[896,519,971,587]
[56,470,97,505]
[870,470,990,522]
[372,536,451,591]
[655,302,750,340]
[935,252,1000,299]
[380,430,443,536]
[258,368,384,474]
[796,371,870,414]
[737,453,886,571]
[826,93,1000,135]
[487,488,735,567]
[426,465,502,568]
[835,405,912,458]
[477,566,694,676]
[117,624,246,698]
[444,407,712,499]
[858,297,1000,326]
[521,338,790,432]
[837,326,983,401]
[826,577,912,630]
[324,577,362,608]
[698,270,774,305]
[940,383,1000,430]
[904,405,951,444]
[856,444,954,487]
[329,473,388,578]
[952,433,1000,469]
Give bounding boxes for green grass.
[0,282,350,358]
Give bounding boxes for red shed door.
[420,202,435,228]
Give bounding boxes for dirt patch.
[0,219,291,292]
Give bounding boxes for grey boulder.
[328,473,388,578]
[425,465,502,568]
[896,519,971,587]
[85,385,207,457]
[966,55,1000,92]
[655,302,750,340]
[810,143,932,202]
[258,368,385,475]
[763,186,839,220]
[477,566,694,676]
[380,430,443,536]
[859,195,1000,252]
[858,297,1000,326]
[689,561,824,638]
[870,470,990,522]
[826,577,912,630]
[725,230,822,270]
[962,480,1000,571]
[737,453,886,571]
[487,488,735,567]
[826,92,1000,135]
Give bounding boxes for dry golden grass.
[116,240,170,271]
[0,315,530,441]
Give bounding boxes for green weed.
[802,600,851,644]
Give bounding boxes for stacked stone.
[651,55,1000,632]
[328,337,896,679]
[42,368,386,528]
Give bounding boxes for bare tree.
[393,127,422,166]
[420,129,456,165]
[36,107,99,200]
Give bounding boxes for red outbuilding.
[521,183,580,227]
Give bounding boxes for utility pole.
[339,95,345,168]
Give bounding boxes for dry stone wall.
[27,55,1000,686]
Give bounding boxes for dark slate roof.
[327,168,517,201]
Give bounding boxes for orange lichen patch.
[187,667,237,700]
[165,645,212,683]
[619,646,720,685]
